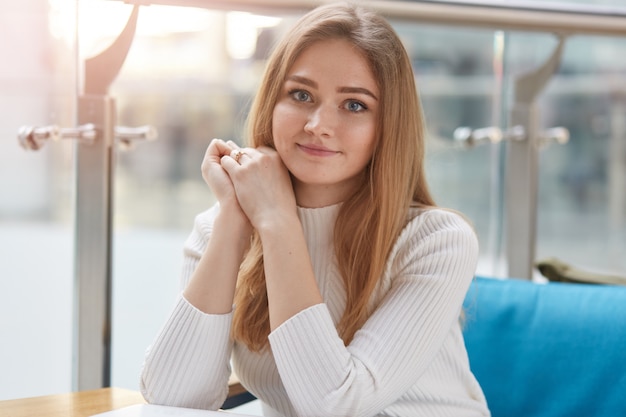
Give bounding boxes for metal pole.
[609,95,625,270]
[72,5,139,390]
[73,95,116,389]
[505,37,566,280]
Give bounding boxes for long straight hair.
[232,2,435,351]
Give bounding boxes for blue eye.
[290,90,311,102]
[345,100,367,112]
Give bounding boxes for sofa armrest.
[463,277,626,417]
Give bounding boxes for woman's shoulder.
[389,205,479,266]
[404,205,476,239]
[372,206,479,306]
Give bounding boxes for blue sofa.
[462,277,626,417]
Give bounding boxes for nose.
[304,104,336,138]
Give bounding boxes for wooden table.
[0,381,251,417]
[0,387,145,417]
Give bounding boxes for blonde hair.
[232,2,435,351]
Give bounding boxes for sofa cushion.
[462,277,626,417]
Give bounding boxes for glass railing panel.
[3,0,624,400]
[0,0,77,400]
[503,31,626,279]
[392,21,505,276]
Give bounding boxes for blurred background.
[1,0,624,402]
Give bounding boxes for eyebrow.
[286,75,378,101]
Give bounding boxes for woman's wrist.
[214,203,253,248]
[255,209,301,242]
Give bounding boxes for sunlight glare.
[226,12,281,60]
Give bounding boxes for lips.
[297,143,338,157]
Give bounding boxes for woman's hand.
[201,139,237,203]
[220,145,297,232]
[201,139,251,232]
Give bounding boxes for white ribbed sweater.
[140,203,490,417]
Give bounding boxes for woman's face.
[272,38,379,207]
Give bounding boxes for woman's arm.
[140,205,250,410]
[140,140,253,409]
[220,145,323,330]
[183,205,252,314]
[183,139,253,314]
[257,210,324,331]
[268,210,480,417]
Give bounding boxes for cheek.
[272,102,301,137]
[272,103,297,155]
[343,120,377,157]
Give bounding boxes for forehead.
[286,39,379,92]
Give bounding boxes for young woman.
[140,3,490,416]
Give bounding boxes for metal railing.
[119,0,626,36]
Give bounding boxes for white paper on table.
[91,404,258,417]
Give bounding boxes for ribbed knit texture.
[140,203,490,417]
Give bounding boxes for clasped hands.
[201,138,296,232]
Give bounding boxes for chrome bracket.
[17,123,156,151]
[453,125,569,148]
[17,124,97,150]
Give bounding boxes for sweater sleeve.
[140,204,234,410]
[268,209,479,417]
